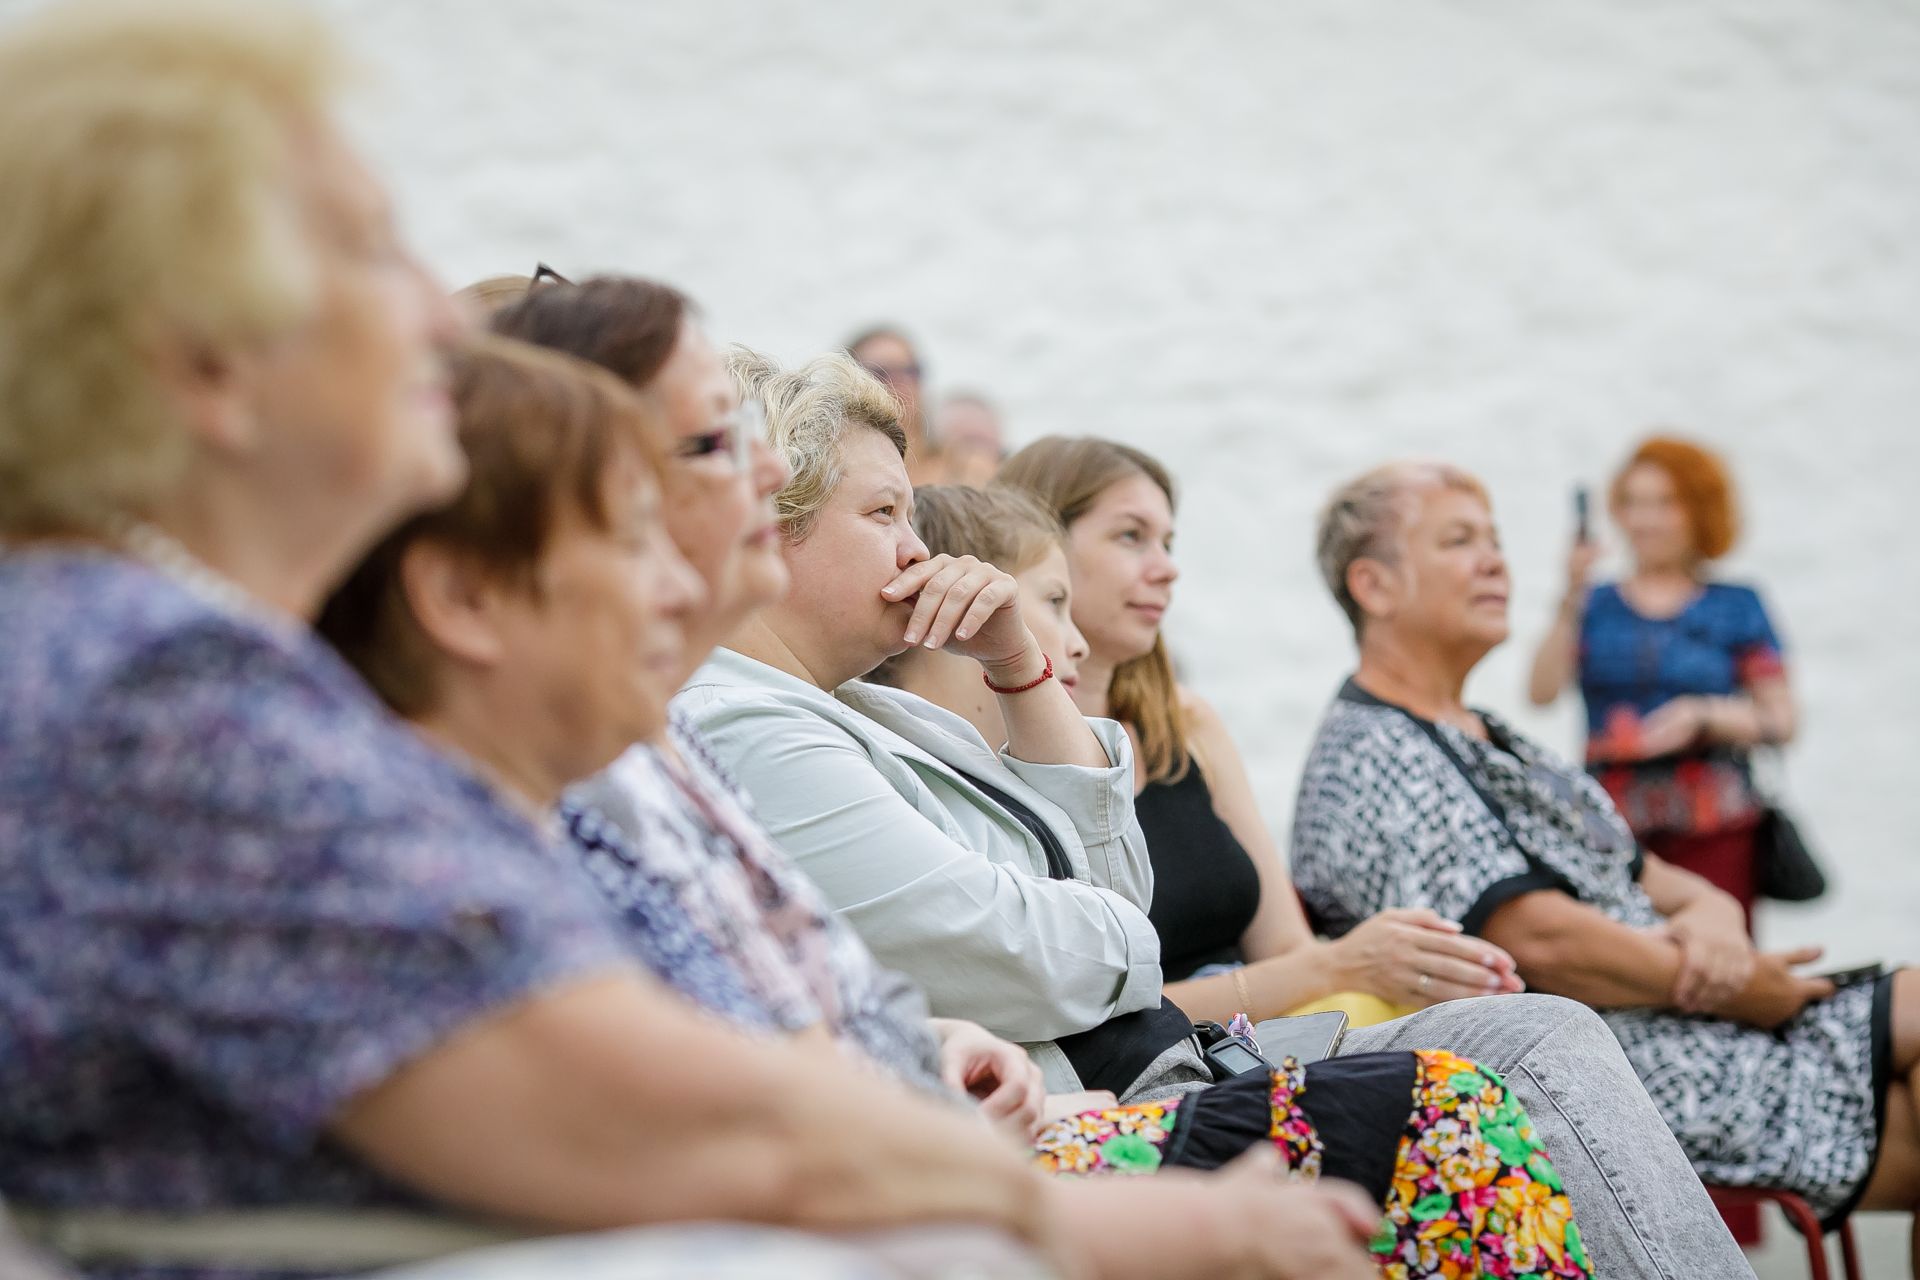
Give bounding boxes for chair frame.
[1705,1185,1862,1280]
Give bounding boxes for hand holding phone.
[1815,963,1883,989]
[1574,485,1591,544]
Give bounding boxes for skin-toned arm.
[335,972,1385,1280]
[1637,853,1754,1009]
[886,554,1107,769]
[1748,675,1798,746]
[1480,889,1832,1029]
[1164,694,1517,1023]
[1525,541,1598,707]
[1481,890,1684,1009]
[1637,680,1799,758]
[1637,852,1728,917]
[332,972,1046,1239]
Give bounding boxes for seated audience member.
[0,6,1359,1278]
[933,391,1007,487]
[676,353,1754,1278]
[1291,461,1920,1245]
[317,336,1388,1279]
[997,438,1521,1029]
[484,275,1049,1122]
[847,324,944,485]
[1527,436,1795,926]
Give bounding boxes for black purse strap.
[1339,680,1583,902]
[953,767,1192,1093]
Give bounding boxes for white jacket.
[674,647,1165,1091]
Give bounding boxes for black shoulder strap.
[1340,680,1580,900]
[954,769,1074,881]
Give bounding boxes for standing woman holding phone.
[1527,436,1796,928]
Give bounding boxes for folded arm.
[1480,890,1684,1008]
[334,972,1042,1237]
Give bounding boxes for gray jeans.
[1342,994,1754,1280]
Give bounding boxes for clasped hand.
[1653,899,1834,1026]
[930,1017,1048,1138]
[883,554,1040,681]
[1653,895,1755,1013]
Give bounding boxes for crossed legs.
[1340,994,1753,1280]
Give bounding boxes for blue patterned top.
[0,549,650,1275]
[1577,581,1785,834]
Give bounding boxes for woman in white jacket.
[675,350,1189,1099]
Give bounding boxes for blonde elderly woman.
[0,6,1312,1280]
[1291,461,1920,1258]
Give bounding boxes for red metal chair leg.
[1705,1184,1859,1280]
[1767,1192,1831,1280]
[1835,1216,1863,1280]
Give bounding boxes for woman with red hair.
[1528,435,1796,928]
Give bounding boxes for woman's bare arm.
[1480,891,1683,1008]
[332,971,1044,1240]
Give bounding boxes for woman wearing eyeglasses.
[490,278,1046,1115]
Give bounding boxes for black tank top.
[1135,764,1262,982]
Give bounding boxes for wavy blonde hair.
[999,436,1191,784]
[0,0,342,534]
[726,347,906,541]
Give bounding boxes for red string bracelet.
[982,653,1053,695]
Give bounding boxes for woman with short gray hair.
[1293,460,1920,1258]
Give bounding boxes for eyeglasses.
[673,398,767,470]
[860,361,922,385]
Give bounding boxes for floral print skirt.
[1031,1050,1591,1280]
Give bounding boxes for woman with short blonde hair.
[0,0,343,539]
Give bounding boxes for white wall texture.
[19,0,1913,952]
[302,0,1920,968]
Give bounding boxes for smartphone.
[1574,485,1591,543]
[1251,1010,1350,1066]
[1815,964,1883,989]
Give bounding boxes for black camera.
[1193,1020,1272,1082]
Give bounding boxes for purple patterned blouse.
[0,549,637,1276]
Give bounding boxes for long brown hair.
[998,436,1189,783]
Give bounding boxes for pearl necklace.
[111,516,297,636]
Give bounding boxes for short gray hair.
[1315,461,1491,636]
[726,347,906,541]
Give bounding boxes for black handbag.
[1749,750,1828,903]
[1754,805,1827,902]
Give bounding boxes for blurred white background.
[308,0,1918,967]
[22,0,1918,1263]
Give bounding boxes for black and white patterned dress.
[1291,680,1892,1223]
